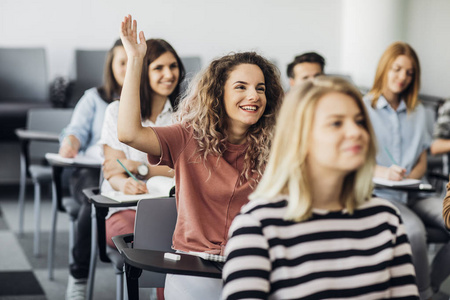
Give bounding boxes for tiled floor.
[0,185,119,299]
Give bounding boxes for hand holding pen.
[59,135,80,158]
[384,147,406,181]
[116,159,148,195]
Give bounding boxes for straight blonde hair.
[250,76,377,222]
[369,41,421,111]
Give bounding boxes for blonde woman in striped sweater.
[222,76,419,300]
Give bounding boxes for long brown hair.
[97,39,124,103]
[140,39,185,120]
[369,41,421,111]
[175,52,284,184]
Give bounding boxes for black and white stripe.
[222,197,419,299]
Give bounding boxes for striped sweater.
[222,197,419,300]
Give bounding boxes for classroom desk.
[112,230,221,299]
[15,129,61,256]
[15,129,59,142]
[45,155,101,284]
[119,249,222,279]
[46,155,101,211]
[373,183,435,193]
[15,129,59,219]
[85,190,139,300]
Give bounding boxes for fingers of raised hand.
[139,31,146,44]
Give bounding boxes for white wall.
[0,0,342,89]
[1,0,449,97]
[406,0,450,97]
[340,0,408,90]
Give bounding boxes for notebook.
[100,191,157,202]
[45,153,101,166]
[372,178,421,187]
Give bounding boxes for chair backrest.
[421,94,448,197]
[27,108,73,162]
[134,197,177,287]
[0,48,48,103]
[68,49,108,107]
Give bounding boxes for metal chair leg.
[18,152,27,237]
[48,181,58,280]
[116,272,124,300]
[33,182,41,257]
[87,204,98,300]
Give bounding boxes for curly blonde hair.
[174,52,284,185]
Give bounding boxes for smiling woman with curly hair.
[116,15,283,299]
[175,51,282,185]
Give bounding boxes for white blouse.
[98,99,175,217]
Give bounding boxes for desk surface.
[90,193,139,208]
[46,155,101,169]
[15,129,59,142]
[121,249,222,279]
[374,184,435,192]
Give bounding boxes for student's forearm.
[108,174,129,192]
[66,135,81,151]
[374,165,388,178]
[117,57,145,145]
[430,139,450,155]
[407,151,427,179]
[149,165,174,178]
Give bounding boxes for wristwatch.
[137,164,149,179]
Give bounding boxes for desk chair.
[0,47,51,140]
[83,187,137,300]
[113,197,177,300]
[15,108,73,256]
[47,160,101,280]
[67,49,107,107]
[84,184,177,300]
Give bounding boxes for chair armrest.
[15,128,59,142]
[427,171,449,182]
[169,186,175,197]
[82,187,100,199]
[112,233,134,255]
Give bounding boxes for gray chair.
[15,108,73,256]
[113,197,177,299]
[0,47,51,139]
[68,49,108,107]
[419,95,450,248]
[47,164,100,280]
[83,187,130,300]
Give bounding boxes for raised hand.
[119,14,147,59]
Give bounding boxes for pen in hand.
[116,159,139,182]
[383,147,406,180]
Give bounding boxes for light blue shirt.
[60,88,110,154]
[363,94,431,203]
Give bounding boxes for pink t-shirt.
[148,124,253,255]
